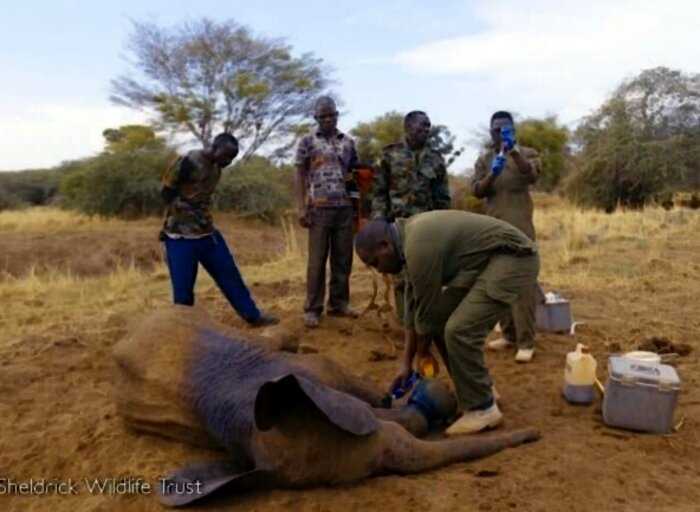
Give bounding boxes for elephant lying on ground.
[113,306,539,507]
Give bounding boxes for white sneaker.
[487,338,514,351]
[515,348,535,363]
[491,385,501,402]
[445,403,503,436]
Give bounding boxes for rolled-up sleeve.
[405,248,444,336]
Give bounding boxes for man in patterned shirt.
[161,132,278,327]
[295,96,359,328]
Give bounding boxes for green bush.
[517,117,570,191]
[0,189,24,211]
[565,103,681,211]
[449,175,486,214]
[0,168,63,208]
[214,156,293,222]
[60,149,174,218]
[568,68,700,210]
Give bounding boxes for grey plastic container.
[602,356,681,434]
[536,301,572,333]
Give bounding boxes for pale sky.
[2,0,699,172]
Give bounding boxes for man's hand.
[415,333,432,356]
[298,208,311,228]
[389,363,414,397]
[491,155,507,177]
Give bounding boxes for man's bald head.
[356,219,390,255]
[355,219,403,274]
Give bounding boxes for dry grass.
[0,212,307,346]
[535,197,700,293]
[2,199,699,347]
[0,207,132,232]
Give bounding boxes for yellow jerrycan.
[563,343,597,404]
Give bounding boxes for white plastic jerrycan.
[563,343,597,404]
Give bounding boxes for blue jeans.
[164,230,261,322]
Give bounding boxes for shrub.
[0,189,24,211]
[568,67,700,211]
[214,156,293,222]
[0,168,63,208]
[60,149,174,218]
[516,117,570,192]
[450,175,485,214]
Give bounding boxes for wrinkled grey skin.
[113,307,540,507]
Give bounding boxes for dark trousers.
[305,206,354,314]
[164,230,261,322]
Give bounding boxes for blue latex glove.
[390,370,420,400]
[500,125,516,152]
[491,155,506,176]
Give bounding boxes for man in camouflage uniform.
[160,132,278,327]
[355,211,540,434]
[472,111,541,363]
[295,96,359,328]
[371,110,451,329]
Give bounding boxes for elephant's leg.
[375,421,539,475]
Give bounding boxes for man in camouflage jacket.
[370,110,452,327]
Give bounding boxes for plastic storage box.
[536,292,572,333]
[602,356,681,434]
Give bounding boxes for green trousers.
[432,253,540,410]
[500,283,538,349]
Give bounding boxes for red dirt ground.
[1,215,699,512]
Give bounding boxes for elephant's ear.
[255,374,379,436]
[158,460,271,508]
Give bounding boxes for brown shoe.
[327,306,359,318]
[249,312,279,327]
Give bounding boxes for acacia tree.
[569,67,700,209]
[351,111,463,168]
[111,19,332,160]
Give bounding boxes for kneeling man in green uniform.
[355,210,539,434]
